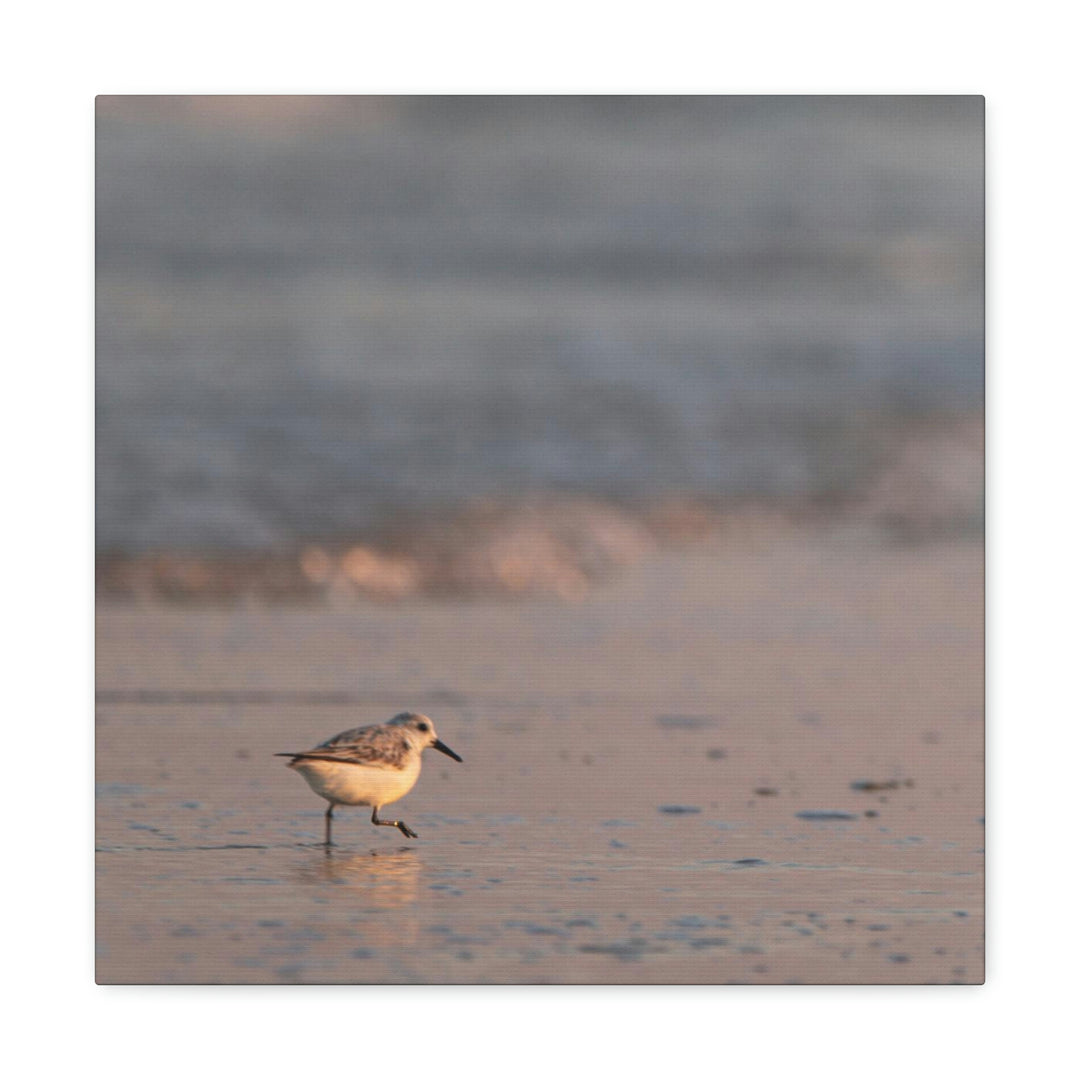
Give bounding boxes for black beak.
[432,738,463,762]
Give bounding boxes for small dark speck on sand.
[506,921,568,938]
[888,954,911,963]
[579,938,661,960]
[796,810,857,821]
[659,805,701,815]
[733,857,766,866]
[754,787,779,797]
[850,779,900,792]
[706,747,727,759]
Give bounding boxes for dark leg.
[324,803,334,846]
[371,806,418,839]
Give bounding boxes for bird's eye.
[417,722,429,732]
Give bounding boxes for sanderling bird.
[276,711,462,845]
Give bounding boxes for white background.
[3,2,1073,1077]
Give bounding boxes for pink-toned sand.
[95,526,983,983]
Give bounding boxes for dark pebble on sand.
[578,938,661,960]
[506,921,568,937]
[796,810,857,821]
[754,787,779,797]
[659,805,701,814]
[850,779,900,792]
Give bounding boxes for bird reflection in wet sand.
[296,848,422,907]
[294,849,423,949]
[276,712,463,845]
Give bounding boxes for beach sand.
[95,526,983,984]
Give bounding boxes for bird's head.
[389,712,463,762]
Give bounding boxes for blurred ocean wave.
[96,96,983,565]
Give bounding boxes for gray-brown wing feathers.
[276,724,411,769]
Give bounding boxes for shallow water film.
[96,538,983,984]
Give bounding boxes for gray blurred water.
[96,96,983,552]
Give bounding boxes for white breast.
[291,755,422,808]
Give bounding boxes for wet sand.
[95,528,983,983]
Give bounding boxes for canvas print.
[95,95,984,984]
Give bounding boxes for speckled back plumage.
[281,712,430,771]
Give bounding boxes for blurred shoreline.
[96,412,982,604]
